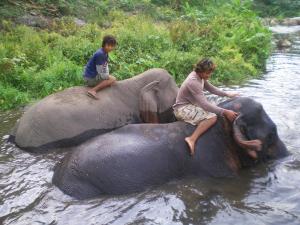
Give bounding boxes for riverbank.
[0,0,271,110]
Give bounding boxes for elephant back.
[14,85,138,151]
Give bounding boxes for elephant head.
[227,98,288,165]
[138,75,178,123]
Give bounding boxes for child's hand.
[226,92,240,98]
[223,109,239,122]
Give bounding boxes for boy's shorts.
[84,74,107,87]
[174,104,216,125]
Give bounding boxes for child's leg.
[185,116,217,156]
[87,75,116,98]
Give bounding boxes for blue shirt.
[84,48,108,78]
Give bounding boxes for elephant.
[52,97,288,199]
[10,68,178,152]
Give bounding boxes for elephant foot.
[185,137,195,156]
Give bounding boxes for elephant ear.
[139,80,160,123]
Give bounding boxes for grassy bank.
[0,0,272,110]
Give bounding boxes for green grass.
[252,0,300,18]
[0,0,272,110]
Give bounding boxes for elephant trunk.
[233,115,262,152]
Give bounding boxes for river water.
[0,25,300,225]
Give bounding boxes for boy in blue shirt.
[83,35,117,99]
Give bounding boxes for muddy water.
[0,25,300,225]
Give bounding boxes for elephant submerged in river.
[52,97,288,199]
[10,68,178,152]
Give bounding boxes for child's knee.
[210,116,218,123]
[109,75,117,82]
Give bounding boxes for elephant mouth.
[232,115,263,159]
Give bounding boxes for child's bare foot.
[185,137,195,156]
[87,90,99,100]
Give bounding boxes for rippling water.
[0,26,300,225]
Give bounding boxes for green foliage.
[253,0,300,17]
[0,0,272,110]
[0,83,30,110]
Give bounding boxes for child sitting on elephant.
[173,58,239,156]
[83,35,117,99]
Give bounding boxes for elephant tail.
[7,119,20,144]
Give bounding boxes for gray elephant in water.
[11,68,178,152]
[52,97,288,199]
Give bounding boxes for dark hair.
[102,35,117,47]
[194,58,216,73]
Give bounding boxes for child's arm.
[204,81,239,98]
[96,63,109,80]
[193,91,225,115]
[204,80,227,97]
[188,82,224,115]
[95,52,109,80]
[188,81,239,121]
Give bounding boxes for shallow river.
[0,25,300,225]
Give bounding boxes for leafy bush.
[0,83,29,110]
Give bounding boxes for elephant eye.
[240,124,254,140]
[266,134,274,145]
[240,124,247,135]
[267,128,277,144]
